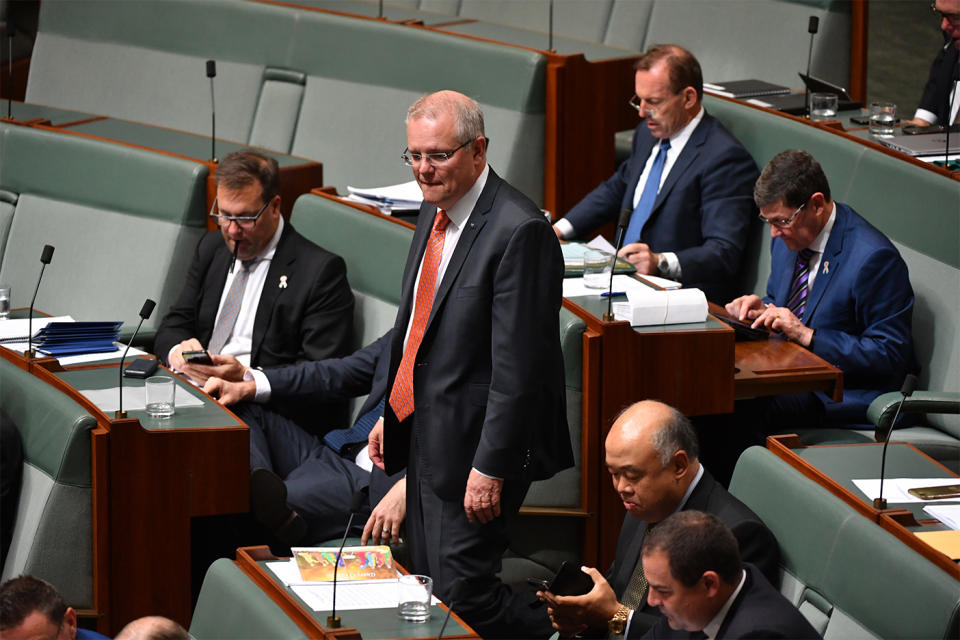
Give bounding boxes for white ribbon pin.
[279,275,288,289]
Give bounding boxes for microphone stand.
[873,374,918,509]
[116,299,156,419]
[6,21,14,119]
[328,490,367,628]
[602,208,633,322]
[206,60,217,163]
[25,245,55,359]
[804,16,819,117]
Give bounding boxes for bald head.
[115,616,189,640]
[605,401,701,523]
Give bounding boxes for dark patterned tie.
[208,259,255,354]
[786,248,815,318]
[621,524,653,610]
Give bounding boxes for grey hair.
[406,91,485,143]
[650,405,700,467]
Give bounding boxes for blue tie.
[323,395,385,455]
[624,140,671,245]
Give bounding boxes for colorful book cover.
[292,545,395,582]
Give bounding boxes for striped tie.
[389,210,450,422]
[786,248,815,318]
[208,259,255,354]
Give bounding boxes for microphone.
[548,0,554,52]
[206,60,217,163]
[116,299,156,419]
[378,0,383,18]
[327,489,368,629]
[25,245,54,359]
[437,578,466,640]
[602,208,633,322]
[6,21,14,119]
[804,16,819,117]
[873,373,918,509]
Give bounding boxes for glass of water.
[397,574,432,622]
[0,284,10,319]
[809,93,838,121]
[583,250,613,289]
[145,376,176,418]
[870,102,897,137]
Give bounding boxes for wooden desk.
[235,546,480,640]
[0,347,249,634]
[767,434,959,580]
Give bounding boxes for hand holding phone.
[182,349,213,366]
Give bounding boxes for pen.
[600,291,626,297]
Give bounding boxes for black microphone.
[116,299,156,419]
[206,59,217,163]
[378,0,383,18]
[437,578,466,640]
[804,16,819,117]
[873,373,918,509]
[25,245,54,359]
[6,20,14,120]
[327,489,368,629]
[602,208,633,322]
[548,0,554,53]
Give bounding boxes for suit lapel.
[396,204,436,329]
[647,116,709,220]
[250,225,293,363]
[803,204,848,322]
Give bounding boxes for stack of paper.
[34,321,122,356]
[612,288,708,326]
[346,181,423,213]
[0,315,75,343]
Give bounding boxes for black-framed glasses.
[402,139,474,167]
[932,1,960,24]
[758,198,809,229]
[208,197,271,228]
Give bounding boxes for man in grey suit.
[366,90,572,638]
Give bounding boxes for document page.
[852,478,960,504]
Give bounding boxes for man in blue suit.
[726,149,916,430]
[553,45,758,302]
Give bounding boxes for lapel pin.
[822,261,829,275]
[279,275,288,289]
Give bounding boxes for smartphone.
[124,358,159,379]
[907,484,960,500]
[849,115,871,125]
[526,561,593,596]
[183,349,213,365]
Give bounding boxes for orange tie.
[389,209,450,421]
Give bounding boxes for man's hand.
[618,242,659,275]
[361,477,406,545]
[180,353,246,386]
[203,377,255,405]
[169,338,203,372]
[904,116,933,127]
[553,224,565,240]
[751,304,814,346]
[538,567,621,635]
[463,470,502,524]
[367,418,386,471]
[725,294,766,321]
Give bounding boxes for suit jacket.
[562,113,758,302]
[382,168,573,501]
[764,202,915,424]
[642,564,821,640]
[918,37,959,125]
[607,469,780,638]
[155,222,355,432]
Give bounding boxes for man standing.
[540,401,778,638]
[641,511,819,639]
[367,90,571,638]
[155,150,354,434]
[908,0,959,127]
[725,150,915,431]
[553,45,758,302]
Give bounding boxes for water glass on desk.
[0,284,10,319]
[583,250,612,289]
[145,376,175,418]
[870,102,897,136]
[397,574,432,622]
[809,92,838,121]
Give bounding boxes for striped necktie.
[389,210,450,422]
[786,248,815,318]
[208,259,255,354]
[623,139,671,245]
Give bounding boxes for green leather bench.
[0,122,208,340]
[730,446,960,639]
[0,356,98,613]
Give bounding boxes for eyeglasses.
[758,198,808,229]
[932,1,960,24]
[402,139,473,167]
[208,197,271,228]
[628,92,679,117]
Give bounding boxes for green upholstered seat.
[0,356,97,609]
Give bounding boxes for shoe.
[250,467,308,546]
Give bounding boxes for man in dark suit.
[907,0,959,127]
[155,150,354,434]
[641,511,819,640]
[553,45,758,302]
[366,90,572,638]
[725,150,915,430]
[540,401,778,638]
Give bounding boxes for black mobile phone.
[849,115,871,125]
[527,561,593,596]
[183,349,213,365]
[124,358,159,379]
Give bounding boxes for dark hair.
[634,44,703,101]
[642,511,742,586]
[0,576,67,630]
[754,149,831,209]
[650,404,700,465]
[213,150,280,205]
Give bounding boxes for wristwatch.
[656,253,669,276]
[608,603,631,635]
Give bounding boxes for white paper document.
[346,181,423,212]
[0,316,74,342]
[852,478,960,504]
[612,288,708,326]
[77,385,204,413]
[924,505,960,530]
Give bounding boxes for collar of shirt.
[805,201,836,292]
[703,569,747,640]
[633,106,706,207]
[673,462,705,514]
[230,214,284,271]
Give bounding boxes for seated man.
[205,332,404,546]
[0,575,110,640]
[725,149,916,433]
[154,150,354,435]
[553,45,758,302]
[641,511,820,639]
[539,400,779,638]
[906,0,959,127]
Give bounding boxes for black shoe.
[250,467,308,546]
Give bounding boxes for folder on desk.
[35,321,122,356]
